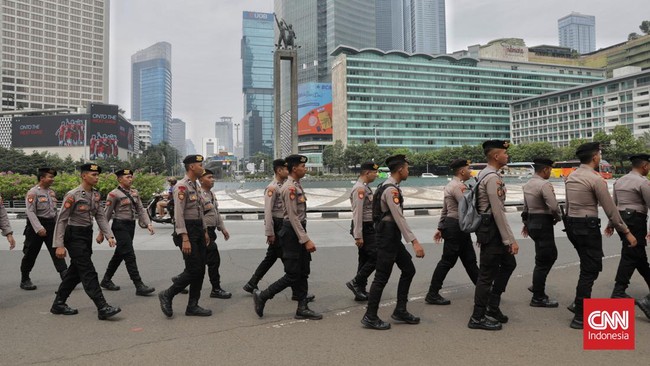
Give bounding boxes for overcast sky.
[108,0,648,149]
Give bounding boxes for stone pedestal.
[273,49,298,158]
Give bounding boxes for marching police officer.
[97,169,155,296]
[158,154,212,318]
[50,163,121,320]
[0,193,16,251]
[346,161,379,302]
[254,154,322,320]
[521,158,561,308]
[199,168,232,299]
[605,153,650,319]
[20,167,68,290]
[426,158,479,305]
[468,140,518,331]
[361,154,425,330]
[564,142,637,329]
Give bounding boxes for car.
[420,172,438,178]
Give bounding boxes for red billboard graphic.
[298,103,333,136]
[298,83,333,136]
[12,115,87,148]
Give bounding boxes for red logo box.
[584,298,635,350]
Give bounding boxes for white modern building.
[215,116,233,153]
[202,137,219,158]
[0,0,110,111]
[132,121,152,152]
[558,12,596,54]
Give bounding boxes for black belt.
[619,209,647,218]
[36,217,56,223]
[113,219,135,224]
[566,217,598,223]
[184,219,203,224]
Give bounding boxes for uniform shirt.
[281,175,310,244]
[380,176,416,243]
[350,178,373,239]
[612,171,650,214]
[437,176,466,229]
[104,186,150,225]
[522,175,561,222]
[477,165,515,245]
[53,185,113,248]
[565,164,628,233]
[264,178,285,236]
[0,194,13,236]
[201,187,225,230]
[26,185,58,233]
[173,175,205,235]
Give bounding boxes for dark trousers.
[252,218,284,280]
[566,217,603,319]
[528,215,558,298]
[473,224,517,317]
[366,221,416,318]
[103,220,142,283]
[21,219,67,275]
[266,221,310,301]
[206,226,222,289]
[428,223,478,294]
[615,213,650,292]
[168,221,207,301]
[56,226,105,308]
[353,222,377,289]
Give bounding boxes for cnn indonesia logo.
[584,298,635,350]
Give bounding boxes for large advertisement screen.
[88,103,119,160]
[298,83,333,136]
[117,114,135,151]
[12,114,87,148]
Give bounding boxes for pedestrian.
[50,163,121,320]
[20,167,67,290]
[361,154,425,330]
[426,158,479,305]
[0,192,16,251]
[98,169,156,296]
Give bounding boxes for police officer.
[604,154,650,319]
[361,155,425,330]
[20,167,68,290]
[158,155,212,318]
[0,193,16,251]
[468,140,518,331]
[199,168,232,299]
[97,169,155,296]
[253,154,322,320]
[346,161,379,302]
[564,142,637,329]
[50,163,121,320]
[521,158,561,308]
[426,158,479,305]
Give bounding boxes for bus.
[469,163,487,177]
[551,160,613,179]
[469,162,534,179]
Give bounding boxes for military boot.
[100,277,120,291]
[391,302,420,324]
[185,298,212,317]
[425,292,451,305]
[50,293,78,315]
[346,279,368,301]
[243,275,260,293]
[468,306,502,331]
[486,293,509,323]
[361,314,391,330]
[20,273,37,291]
[253,289,270,317]
[295,299,322,320]
[636,294,650,320]
[135,281,155,296]
[94,296,121,320]
[210,287,232,299]
[158,290,174,317]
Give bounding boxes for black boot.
[100,277,120,291]
[530,295,559,308]
[468,306,502,331]
[637,294,650,320]
[570,316,584,329]
[171,275,188,294]
[135,281,155,296]
[158,290,174,317]
[20,273,37,291]
[391,303,420,324]
[295,299,322,320]
[361,314,391,330]
[50,294,78,315]
[346,279,368,301]
[425,292,451,305]
[611,283,631,299]
[243,275,259,293]
[210,287,232,299]
[185,298,212,316]
[253,289,270,317]
[95,297,121,320]
[486,293,508,323]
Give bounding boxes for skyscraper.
[215,116,233,153]
[376,0,446,54]
[558,12,596,54]
[131,42,172,145]
[242,11,274,157]
[0,0,110,111]
[169,118,186,156]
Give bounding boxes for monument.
[273,14,298,158]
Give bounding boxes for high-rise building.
[169,118,186,156]
[376,0,446,54]
[215,116,233,153]
[558,12,596,54]
[242,11,274,157]
[131,121,152,152]
[185,139,197,155]
[0,0,110,111]
[202,137,218,158]
[131,42,172,145]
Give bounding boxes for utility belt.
[113,218,135,225]
[619,209,647,227]
[439,217,460,230]
[283,219,307,230]
[526,213,554,230]
[37,217,56,224]
[184,219,203,227]
[565,216,601,229]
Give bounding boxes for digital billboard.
[298,83,333,136]
[11,114,87,148]
[88,103,119,159]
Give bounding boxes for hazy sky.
[108,0,648,149]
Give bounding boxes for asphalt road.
[0,212,649,365]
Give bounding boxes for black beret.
[532,158,554,167]
[360,161,379,171]
[575,142,600,157]
[285,154,308,165]
[183,154,204,164]
[449,159,470,170]
[201,169,214,177]
[115,169,133,177]
[482,140,510,150]
[38,167,57,176]
[629,154,650,163]
[385,154,410,170]
[273,159,288,169]
[79,163,101,173]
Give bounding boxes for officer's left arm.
[542,182,561,222]
[0,200,15,249]
[594,179,628,233]
[385,187,417,243]
[283,187,310,243]
[214,194,229,240]
[93,195,115,243]
[485,177,515,245]
[639,180,650,216]
[134,190,152,228]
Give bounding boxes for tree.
[508,142,558,162]
[628,32,641,41]
[322,140,346,173]
[640,20,650,35]
[607,125,647,170]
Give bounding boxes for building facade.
[202,137,218,158]
[376,0,446,55]
[511,69,650,146]
[558,12,596,54]
[131,41,172,145]
[215,116,233,153]
[331,46,604,151]
[169,118,186,156]
[1,0,110,111]
[131,120,152,152]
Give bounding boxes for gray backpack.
[458,172,496,233]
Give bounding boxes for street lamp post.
[373,124,379,145]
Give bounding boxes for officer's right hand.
[625,232,637,247]
[604,226,614,237]
[304,240,316,253]
[267,235,275,245]
[412,239,425,258]
[509,242,519,255]
[37,229,47,237]
[354,238,364,248]
[521,226,529,238]
[433,230,442,243]
[55,247,66,259]
[96,232,104,243]
[182,239,191,254]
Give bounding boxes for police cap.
[272,158,288,169]
[449,159,470,170]
[285,154,308,165]
[201,168,214,177]
[482,140,510,151]
[79,163,102,173]
[38,167,57,177]
[183,154,204,164]
[360,161,379,171]
[115,169,133,177]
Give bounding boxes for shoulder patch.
[267,188,274,197]
[27,194,35,203]
[357,188,365,200]
[178,191,185,200]
[393,196,400,204]
[178,186,187,192]
[64,195,74,208]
